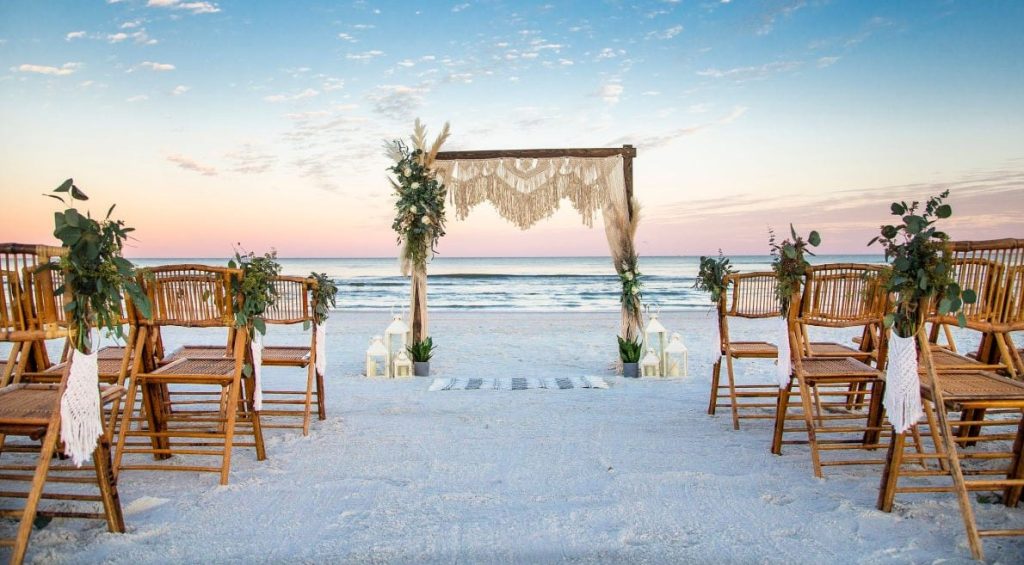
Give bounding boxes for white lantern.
[645,313,668,376]
[393,350,413,378]
[365,336,388,378]
[665,333,688,378]
[641,348,661,378]
[383,314,409,379]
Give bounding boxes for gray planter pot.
[622,362,639,378]
[414,361,430,377]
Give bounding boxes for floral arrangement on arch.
[384,119,451,274]
[619,258,642,311]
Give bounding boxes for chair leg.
[771,380,792,455]
[315,368,326,421]
[993,333,1018,379]
[221,381,238,485]
[113,373,143,479]
[725,354,740,430]
[877,426,907,512]
[707,357,722,416]
[864,380,886,447]
[302,362,315,436]
[797,375,823,478]
[11,407,63,565]
[1003,418,1024,507]
[92,434,125,533]
[251,408,266,462]
[1,343,20,387]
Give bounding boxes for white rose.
[421,216,432,225]
[409,205,418,214]
[624,272,633,281]
[621,262,630,271]
[631,287,640,295]
[410,182,420,189]
[403,167,412,176]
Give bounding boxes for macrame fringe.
[251,331,263,411]
[61,337,103,467]
[315,322,327,378]
[885,333,924,434]
[776,317,792,388]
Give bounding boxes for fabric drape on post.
[433,154,642,340]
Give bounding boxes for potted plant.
[869,190,974,432]
[228,248,282,410]
[45,178,150,465]
[618,336,642,378]
[769,225,820,387]
[407,337,435,376]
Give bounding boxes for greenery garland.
[869,190,975,338]
[769,224,820,314]
[228,248,281,338]
[308,271,338,328]
[693,251,736,304]
[45,179,150,354]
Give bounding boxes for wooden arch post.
[406,145,638,345]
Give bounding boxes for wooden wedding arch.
[406,144,643,345]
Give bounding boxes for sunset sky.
[1,0,1022,258]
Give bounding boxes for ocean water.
[131,255,884,312]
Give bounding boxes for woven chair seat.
[149,358,237,378]
[42,358,125,378]
[0,384,60,426]
[922,370,1024,406]
[806,342,870,359]
[262,346,311,366]
[726,341,777,357]
[97,346,128,360]
[929,345,1004,371]
[799,356,881,379]
[161,345,234,364]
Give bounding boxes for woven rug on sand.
[428,376,609,391]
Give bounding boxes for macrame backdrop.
[432,154,643,341]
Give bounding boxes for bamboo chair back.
[263,276,314,325]
[0,244,65,341]
[799,264,887,329]
[137,265,238,328]
[940,239,1024,330]
[1006,265,1024,330]
[723,272,779,319]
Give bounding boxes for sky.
[1,0,1022,258]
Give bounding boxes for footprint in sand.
[124,496,171,516]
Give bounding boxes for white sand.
[14,311,1024,563]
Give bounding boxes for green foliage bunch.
[407,336,436,362]
[387,141,447,270]
[693,251,736,304]
[617,335,643,363]
[308,272,338,328]
[228,248,281,337]
[769,225,821,314]
[45,179,151,354]
[869,190,975,338]
[619,258,643,312]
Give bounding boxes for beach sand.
[14,311,1024,563]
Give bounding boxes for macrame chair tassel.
[251,331,263,411]
[61,334,103,467]
[776,316,792,388]
[885,333,924,434]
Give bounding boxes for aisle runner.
[428,376,609,391]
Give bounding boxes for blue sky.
[1,0,1022,257]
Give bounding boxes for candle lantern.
[641,348,661,378]
[645,313,669,376]
[393,350,413,378]
[665,333,688,377]
[365,336,388,378]
[383,314,409,378]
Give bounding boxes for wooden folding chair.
[707,272,780,430]
[771,264,890,477]
[930,239,1024,378]
[877,301,1024,561]
[0,244,125,565]
[258,276,324,436]
[1,244,64,387]
[113,265,265,485]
